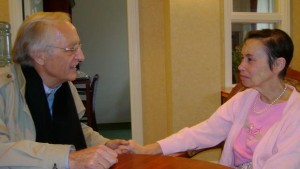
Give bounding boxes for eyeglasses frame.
[47,43,82,54]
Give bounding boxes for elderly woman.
[121,29,300,169]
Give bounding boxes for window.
[224,0,290,87]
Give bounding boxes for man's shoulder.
[0,64,15,88]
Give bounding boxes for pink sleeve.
[157,116,231,155]
[158,127,197,155]
[157,90,254,155]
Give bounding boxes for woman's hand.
[105,139,128,149]
[105,139,129,154]
[117,140,163,155]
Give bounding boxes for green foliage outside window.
[232,46,242,84]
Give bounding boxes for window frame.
[224,0,290,87]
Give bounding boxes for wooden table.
[111,154,232,169]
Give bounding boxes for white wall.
[72,0,130,123]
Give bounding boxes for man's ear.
[273,57,286,73]
[31,51,46,65]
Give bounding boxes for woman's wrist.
[144,143,163,155]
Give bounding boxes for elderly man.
[0,12,128,169]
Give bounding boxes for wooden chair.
[74,74,99,131]
[285,68,300,91]
[286,68,300,81]
[172,67,300,158]
[90,74,99,131]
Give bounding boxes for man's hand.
[69,145,118,169]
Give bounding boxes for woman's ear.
[274,57,286,73]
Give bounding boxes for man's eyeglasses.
[48,43,82,54]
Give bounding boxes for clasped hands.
[69,139,158,169]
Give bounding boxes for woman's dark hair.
[244,29,294,79]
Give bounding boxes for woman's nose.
[238,60,244,71]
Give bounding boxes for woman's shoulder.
[283,84,300,103]
[229,88,258,101]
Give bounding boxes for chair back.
[286,68,300,81]
[91,74,99,115]
[73,74,99,131]
[285,68,300,91]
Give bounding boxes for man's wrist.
[66,145,75,169]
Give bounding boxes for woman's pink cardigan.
[158,85,300,169]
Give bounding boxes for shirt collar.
[43,83,62,95]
